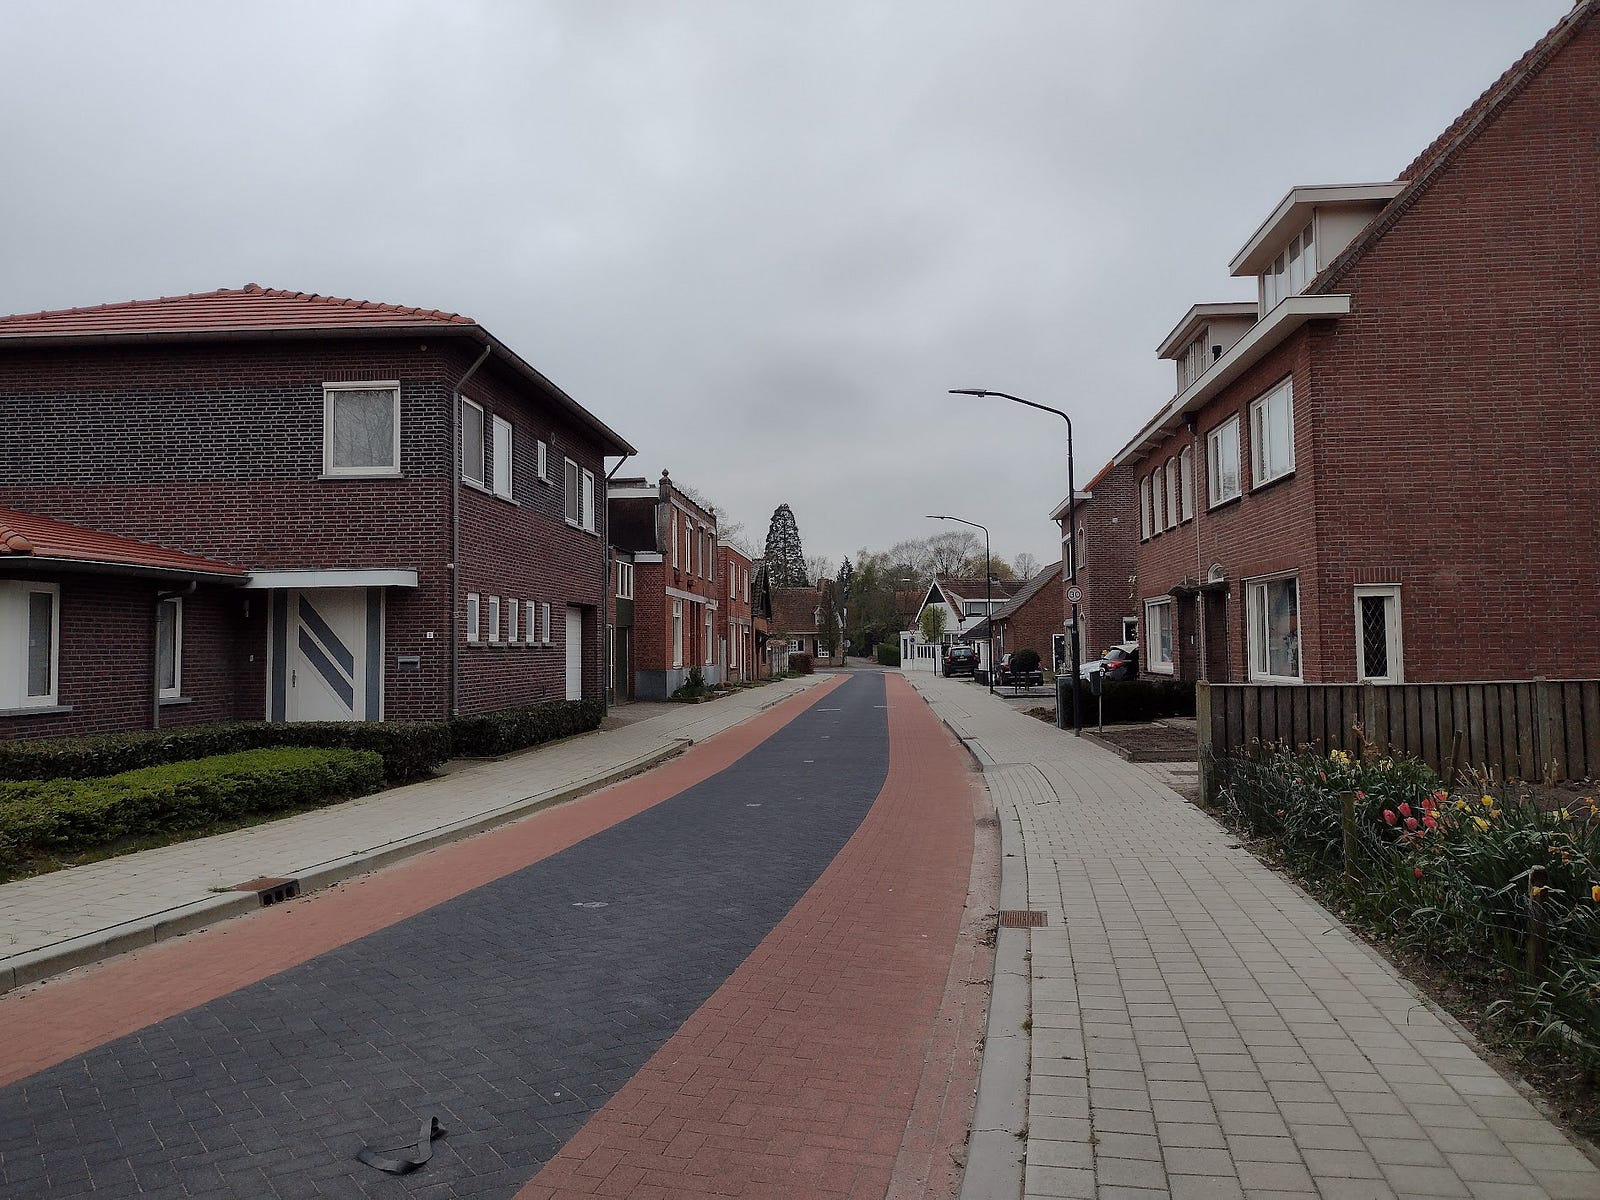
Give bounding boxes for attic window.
[1262,222,1315,311]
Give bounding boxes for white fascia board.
[1114,294,1350,467]
[1048,490,1094,521]
[1155,302,1260,360]
[243,568,419,590]
[665,586,710,605]
[607,486,658,500]
[1230,183,1404,277]
[633,552,665,563]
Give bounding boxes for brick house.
[715,540,757,684]
[972,561,1065,673]
[1053,464,1139,667]
[770,583,847,668]
[1113,4,1600,686]
[607,470,722,700]
[0,285,634,737]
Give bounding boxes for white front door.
[566,605,584,701]
[273,588,382,722]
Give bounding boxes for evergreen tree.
[764,503,808,587]
[817,580,842,657]
[837,557,854,601]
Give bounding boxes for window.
[672,599,684,667]
[1208,416,1242,506]
[1355,585,1403,683]
[671,511,680,568]
[695,528,703,577]
[1182,332,1210,389]
[1261,221,1316,311]
[508,599,519,643]
[617,561,634,600]
[564,458,580,525]
[537,440,548,482]
[1250,379,1294,486]
[491,415,513,498]
[324,382,400,476]
[461,397,486,486]
[1164,459,1179,530]
[1121,616,1138,644]
[1076,524,1085,571]
[466,593,481,643]
[743,568,750,604]
[729,565,736,599]
[157,596,182,698]
[1145,599,1173,673]
[704,609,713,665]
[581,469,596,533]
[1139,476,1153,540]
[487,596,501,643]
[1150,471,1164,533]
[540,602,552,645]
[3,582,60,708]
[1180,446,1194,521]
[1247,575,1301,681]
[525,598,537,644]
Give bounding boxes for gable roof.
[0,284,637,456]
[1316,0,1596,293]
[0,507,248,581]
[990,561,1064,625]
[769,584,826,634]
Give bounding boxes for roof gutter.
[449,342,493,719]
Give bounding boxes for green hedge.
[0,721,450,785]
[787,653,814,675]
[0,748,384,872]
[448,699,604,758]
[1082,678,1196,723]
[876,643,901,667]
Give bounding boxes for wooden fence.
[1198,679,1600,799]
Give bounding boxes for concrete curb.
[0,739,689,996]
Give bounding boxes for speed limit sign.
[1067,585,1083,604]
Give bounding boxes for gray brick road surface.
[0,673,888,1199]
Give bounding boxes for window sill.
[319,471,402,481]
[1147,664,1175,676]
[159,695,193,707]
[1249,673,1304,685]
[0,704,74,718]
[1249,468,1296,497]
[1207,494,1243,514]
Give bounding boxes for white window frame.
[1246,573,1302,683]
[671,511,680,568]
[157,595,183,699]
[581,469,596,533]
[323,381,401,478]
[1139,476,1152,540]
[1250,378,1295,487]
[536,440,549,482]
[1179,445,1194,521]
[466,592,481,643]
[564,458,580,526]
[617,560,634,600]
[508,598,520,643]
[1144,598,1174,675]
[1121,616,1138,645]
[3,581,62,709]
[1208,415,1242,507]
[672,599,684,668]
[525,598,537,644]
[704,608,713,665]
[460,396,486,487]
[729,565,736,599]
[1164,458,1179,530]
[540,602,552,646]
[491,415,514,499]
[1354,584,1404,684]
[487,596,501,643]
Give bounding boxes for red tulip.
[1384,810,1397,825]
[1414,867,1424,879]
[1405,817,1420,831]
[1398,802,1412,819]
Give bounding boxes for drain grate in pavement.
[998,909,1047,928]
[232,877,300,906]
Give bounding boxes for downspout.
[151,580,198,730]
[601,452,633,714]
[450,341,493,719]
[1190,416,1206,680]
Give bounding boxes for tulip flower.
[1423,816,1438,831]
[1414,867,1424,879]
[1398,802,1411,819]
[1592,885,1600,904]
[1383,810,1397,826]
[1404,817,1420,831]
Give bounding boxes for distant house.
[1108,4,1600,685]
[715,539,758,684]
[1051,464,1137,667]
[770,582,846,668]
[900,576,1023,672]
[0,284,634,738]
[607,470,722,700]
[977,561,1065,673]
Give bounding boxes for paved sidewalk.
[0,676,827,993]
[909,673,1600,1200]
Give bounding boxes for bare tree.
[927,530,980,576]
[1013,552,1041,580]
[803,554,833,585]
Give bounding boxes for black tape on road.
[356,1115,447,1175]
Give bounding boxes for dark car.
[1099,645,1139,680]
[996,652,1044,686]
[942,644,978,676]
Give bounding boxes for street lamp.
[949,388,1081,734]
[926,513,994,695]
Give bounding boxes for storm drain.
[233,876,301,906]
[998,909,1047,928]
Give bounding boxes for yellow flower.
[1531,886,1545,899]
[1473,817,1490,832]
[1490,809,1501,820]
[1592,885,1600,904]
[1560,809,1571,822]
[1481,796,1494,808]
[1454,799,1469,811]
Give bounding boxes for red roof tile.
[0,508,248,578]
[0,284,477,340]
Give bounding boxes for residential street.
[0,673,992,1198]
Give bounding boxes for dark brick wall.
[1069,462,1140,662]
[993,567,1064,668]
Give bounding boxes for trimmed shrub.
[672,667,710,701]
[448,699,603,758]
[787,653,814,675]
[1087,679,1195,723]
[1011,648,1041,675]
[0,721,450,785]
[876,643,901,667]
[0,747,385,872]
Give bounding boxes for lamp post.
[949,388,1081,734]
[926,514,994,694]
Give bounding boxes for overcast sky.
[1,1,1570,571]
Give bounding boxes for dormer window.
[1181,332,1211,389]
[1261,222,1316,312]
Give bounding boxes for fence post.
[1533,677,1559,785]
[1340,790,1358,890]
[1359,681,1376,754]
[1446,729,1464,787]
[1526,864,1548,978]
[1196,681,1216,808]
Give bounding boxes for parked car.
[942,644,978,676]
[997,652,1044,686]
[1080,644,1139,681]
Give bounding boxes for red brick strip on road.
[0,674,848,1089]
[517,670,992,1200]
